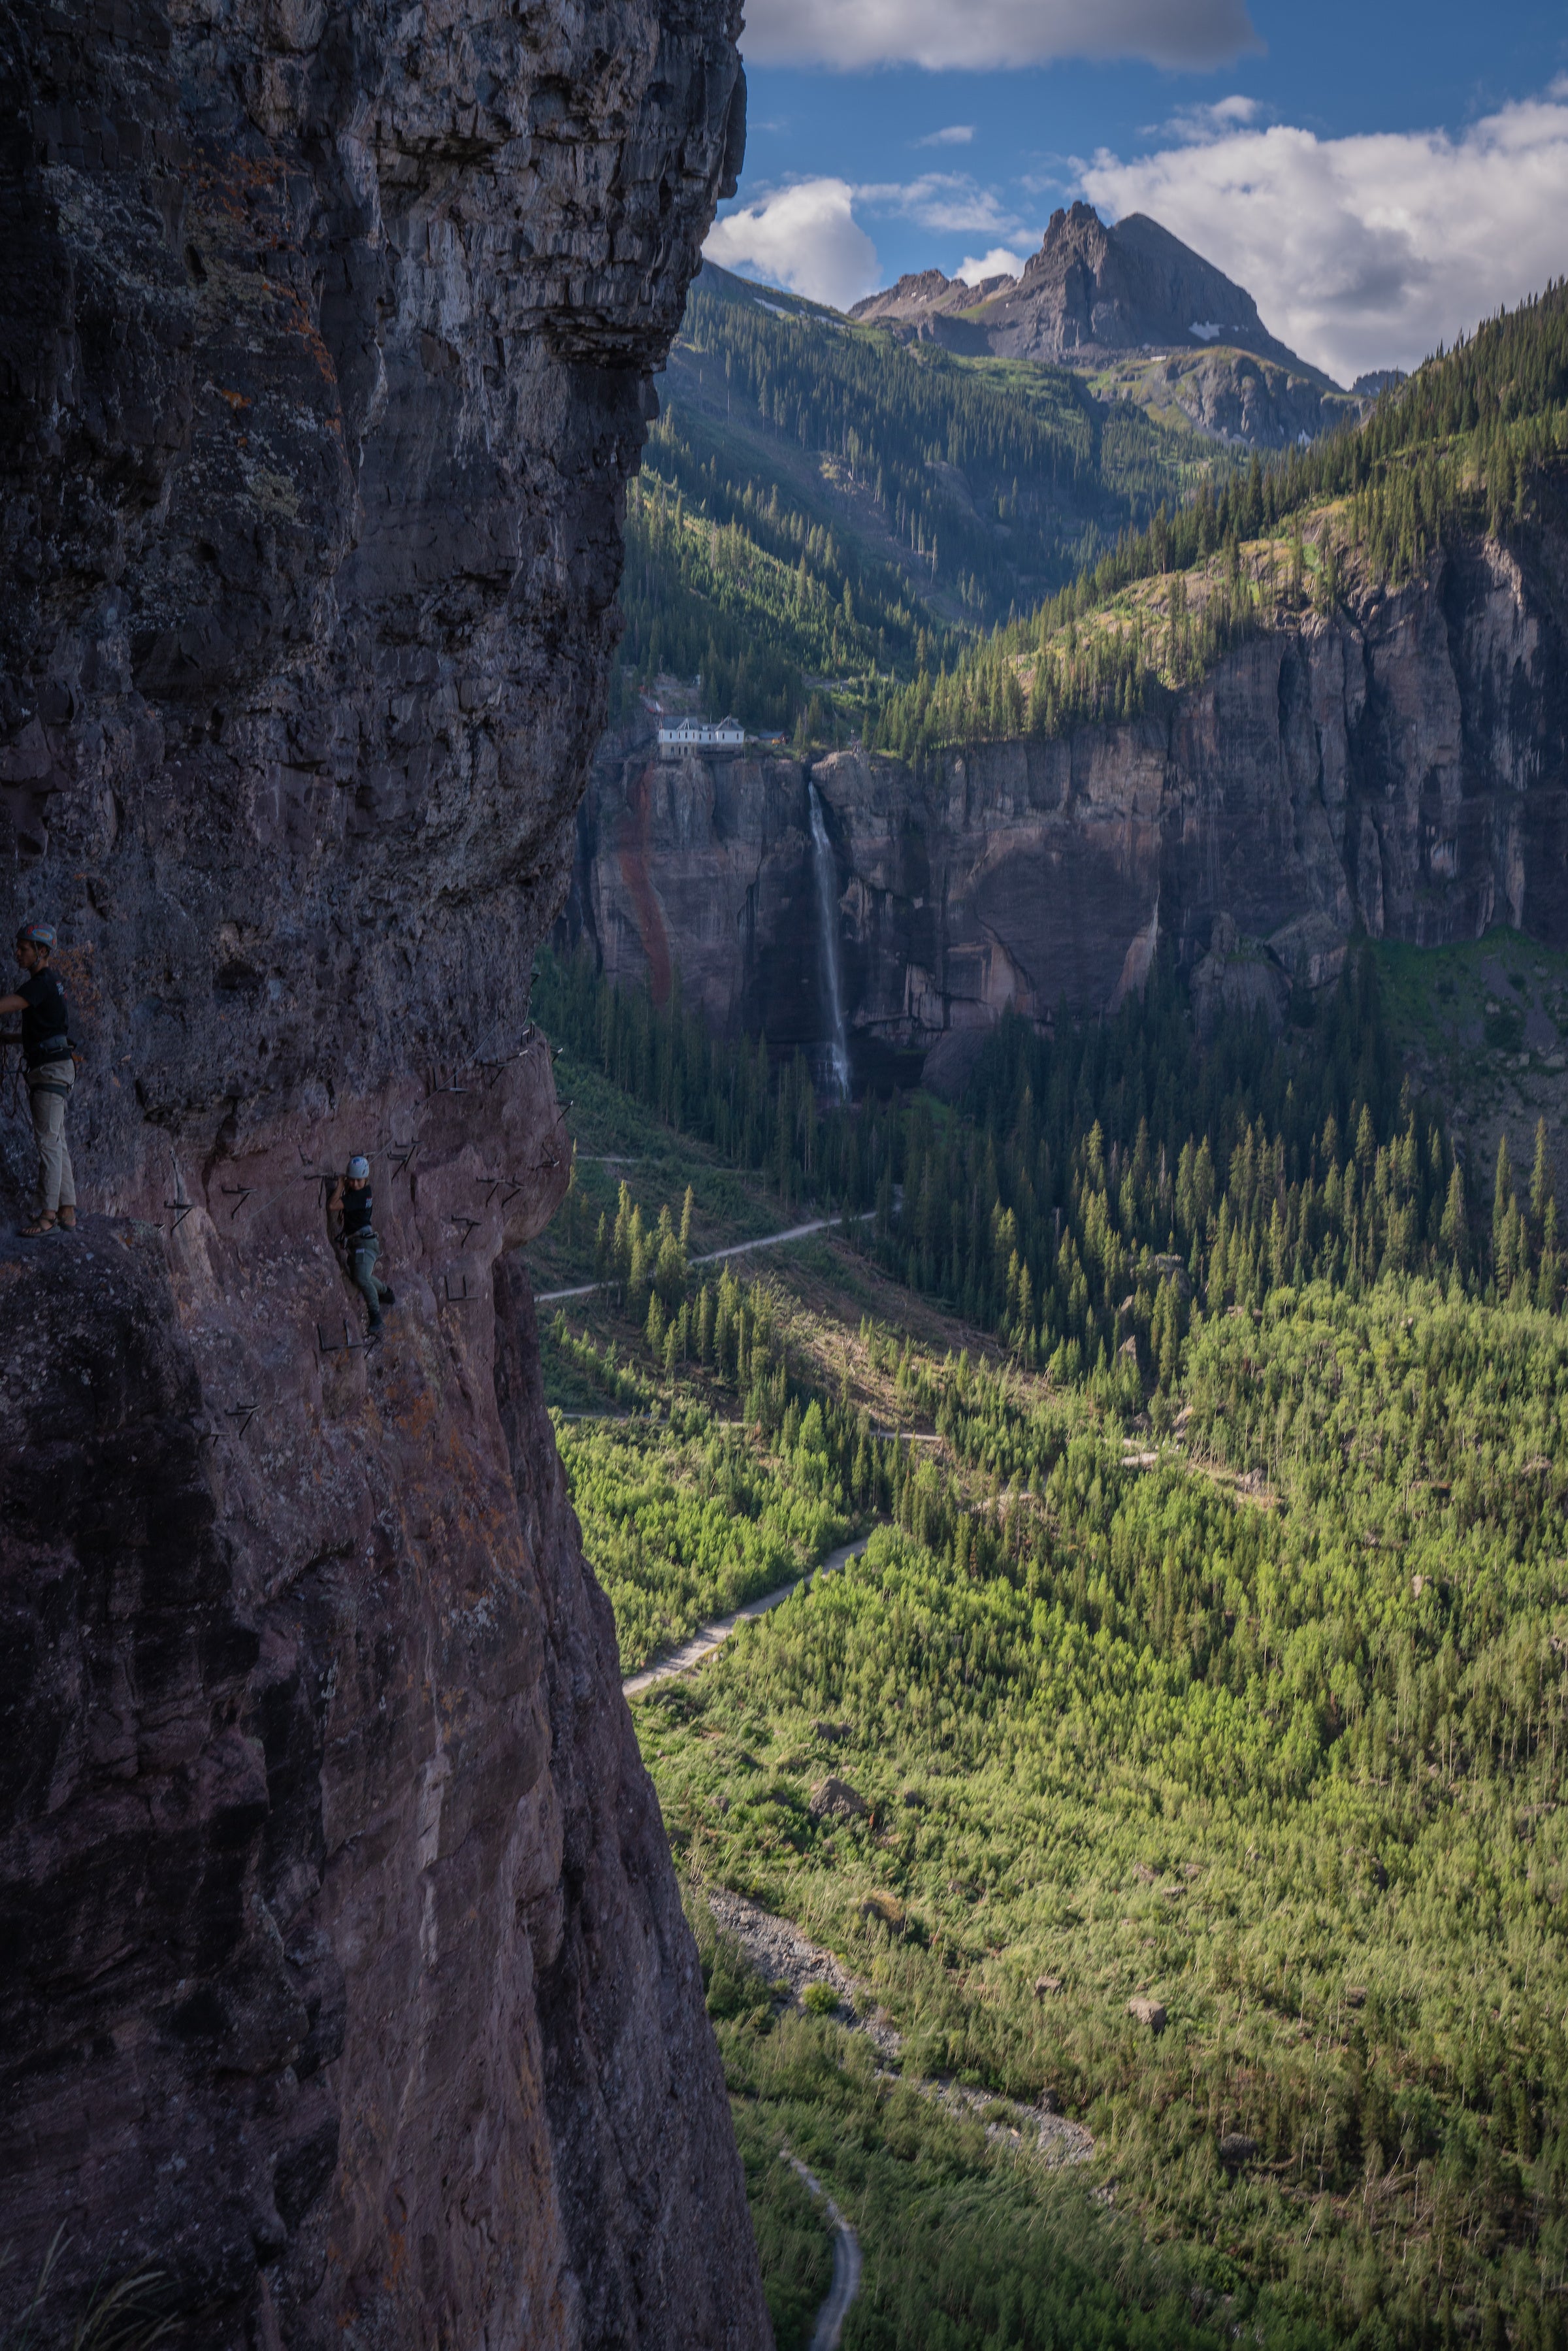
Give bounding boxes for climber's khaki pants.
[27,1059,76,1217]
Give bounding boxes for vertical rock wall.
[570,508,1568,1087]
[0,2,768,2344]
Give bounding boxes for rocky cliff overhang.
[0,3,769,2346]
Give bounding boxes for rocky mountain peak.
[1020,198,1111,277]
[870,267,958,307]
[847,204,1356,446]
[1021,202,1273,353]
[856,203,1328,382]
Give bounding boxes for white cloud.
[1081,89,1568,382]
[704,180,880,310]
[918,125,975,148]
[742,0,1258,72]
[704,174,1038,308]
[1152,92,1264,143]
[956,247,1029,284]
[856,173,1023,237]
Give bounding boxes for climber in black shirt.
[327,1154,395,1341]
[0,923,77,1237]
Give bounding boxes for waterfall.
[808,780,851,1102]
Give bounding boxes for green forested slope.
[538,940,1561,1385]
[532,938,1568,2347]
[619,271,1568,754]
[872,278,1568,759]
[651,1277,1568,2349]
[615,264,1224,733]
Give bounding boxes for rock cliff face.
[0,3,767,2348]
[1152,346,1349,451]
[569,508,1568,1091]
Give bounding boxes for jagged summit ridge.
[853,201,1332,382]
[847,202,1359,447]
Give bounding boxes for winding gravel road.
[787,2155,862,2351]
[536,1210,873,1305]
[621,1534,872,1698]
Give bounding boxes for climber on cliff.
[0,923,78,1239]
[328,1156,395,1343]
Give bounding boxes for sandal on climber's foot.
[56,1206,76,1231]
[20,1211,58,1238]
[364,1321,385,1352]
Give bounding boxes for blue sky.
[706,0,1568,383]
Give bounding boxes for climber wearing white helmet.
[327,1153,396,1343]
[0,922,78,1238]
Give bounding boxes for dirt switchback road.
[621,1534,872,1698]
[787,2155,862,2351]
[536,1211,873,1304]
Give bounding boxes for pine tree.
[1531,1117,1555,1244]
[1494,1135,1516,1283]
[1440,1163,1469,1272]
[1356,1104,1378,1180]
[1538,1198,1560,1312]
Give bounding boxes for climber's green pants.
[27,1058,76,1218]
[346,1231,393,1328]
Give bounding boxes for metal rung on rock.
[318,1318,369,1356]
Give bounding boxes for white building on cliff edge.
[657,715,745,757]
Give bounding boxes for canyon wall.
[0,3,768,2347]
[572,502,1568,1090]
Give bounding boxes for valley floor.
[529,979,1568,2351]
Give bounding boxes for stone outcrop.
[1152,346,1351,451]
[568,505,1568,1091]
[566,732,823,1057]
[0,2,768,2347]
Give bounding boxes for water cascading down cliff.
[808,782,851,1101]
[0,4,770,2346]
[575,513,1568,1093]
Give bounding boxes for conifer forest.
[20,6,1568,2348]
[528,269,1568,2351]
